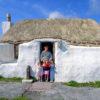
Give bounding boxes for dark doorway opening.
[14,44,19,59]
[40,42,54,55]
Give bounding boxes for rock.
[22,79,33,83]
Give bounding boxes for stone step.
[24,82,55,92]
[22,79,33,83]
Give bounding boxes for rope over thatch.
[1,19,100,46]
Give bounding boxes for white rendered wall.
[55,41,100,82]
[0,39,100,82]
[17,41,40,78]
[0,43,14,62]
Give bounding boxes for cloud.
[48,11,64,19]
[48,10,79,19]
[89,0,100,15]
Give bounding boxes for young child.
[42,59,50,82]
[37,63,43,82]
[50,60,55,82]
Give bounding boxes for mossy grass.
[0,96,29,100]
[0,76,37,82]
[0,76,22,82]
[64,80,100,88]
[0,97,8,100]
[13,96,28,100]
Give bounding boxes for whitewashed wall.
[0,39,100,82]
[55,41,100,82]
[0,43,14,62]
[2,21,11,34]
[17,41,40,78]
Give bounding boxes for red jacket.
[42,62,50,68]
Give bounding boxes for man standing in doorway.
[41,45,53,62]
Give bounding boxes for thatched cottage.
[0,14,100,82]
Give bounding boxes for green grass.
[64,81,100,88]
[0,76,37,82]
[0,76,22,82]
[0,97,8,100]
[13,96,28,100]
[0,96,29,100]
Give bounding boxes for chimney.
[2,13,12,34]
[6,13,11,22]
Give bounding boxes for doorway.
[40,41,55,82]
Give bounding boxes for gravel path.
[0,82,100,100]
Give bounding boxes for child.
[37,63,43,82]
[42,59,50,82]
[50,60,55,82]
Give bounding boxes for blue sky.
[0,0,100,35]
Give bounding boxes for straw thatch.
[1,19,100,46]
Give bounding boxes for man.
[41,45,53,61]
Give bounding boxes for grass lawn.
[64,81,100,88]
[0,96,29,100]
[0,76,22,82]
[0,76,37,82]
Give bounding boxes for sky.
[0,0,100,35]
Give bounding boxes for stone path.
[24,82,54,92]
[0,82,23,98]
[0,82,100,100]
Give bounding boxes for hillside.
[1,19,100,46]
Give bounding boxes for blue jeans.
[50,67,55,81]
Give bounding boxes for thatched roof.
[1,19,100,46]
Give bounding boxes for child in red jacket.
[42,59,51,82]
